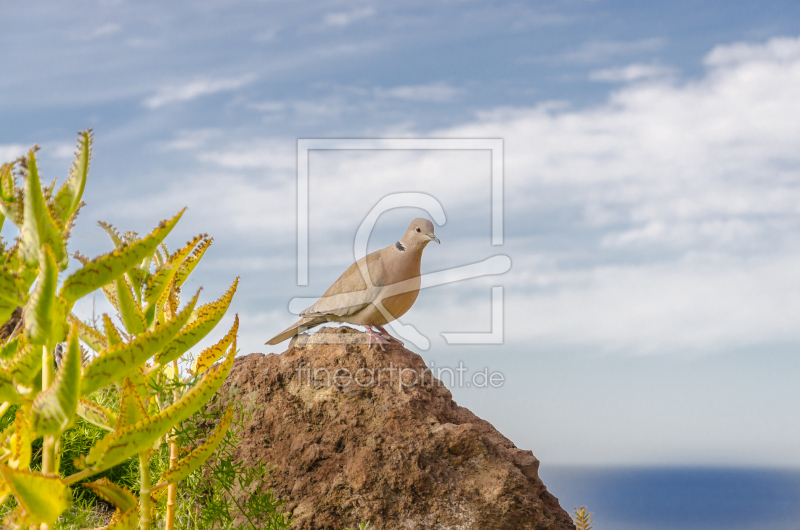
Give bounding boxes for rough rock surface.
[220,327,574,530]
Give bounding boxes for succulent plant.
[0,131,238,529]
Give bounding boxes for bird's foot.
[364,325,387,351]
[376,325,404,346]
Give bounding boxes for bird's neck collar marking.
[395,241,406,251]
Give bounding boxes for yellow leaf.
[81,290,199,396]
[103,314,123,348]
[31,323,82,436]
[77,398,117,432]
[9,409,31,469]
[155,277,238,365]
[68,313,106,352]
[85,346,235,472]
[0,466,71,526]
[159,405,234,485]
[60,209,184,306]
[82,477,137,512]
[192,315,238,375]
[116,378,147,429]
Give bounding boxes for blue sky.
[2,0,800,468]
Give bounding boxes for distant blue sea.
[539,466,800,530]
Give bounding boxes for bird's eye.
[415,227,421,233]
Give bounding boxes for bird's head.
[401,218,440,250]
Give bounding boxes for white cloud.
[143,75,255,109]
[71,23,121,41]
[323,7,375,27]
[375,82,461,102]
[161,129,221,151]
[197,138,296,171]
[705,34,800,66]
[0,144,28,162]
[120,34,800,360]
[557,37,665,63]
[428,34,800,355]
[589,63,676,82]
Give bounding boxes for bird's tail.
[266,316,327,345]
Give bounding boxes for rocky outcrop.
[221,327,574,530]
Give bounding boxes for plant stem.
[63,468,93,486]
[165,359,180,530]
[140,452,152,530]
[166,441,178,530]
[40,345,55,530]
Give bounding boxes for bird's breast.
[374,275,421,323]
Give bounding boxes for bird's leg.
[376,325,404,346]
[363,325,387,351]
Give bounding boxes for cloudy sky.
[2,0,800,468]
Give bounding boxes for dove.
[267,218,440,350]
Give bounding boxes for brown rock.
[220,327,575,530]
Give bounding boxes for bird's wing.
[300,250,385,318]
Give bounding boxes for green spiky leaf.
[0,336,18,360]
[143,235,205,318]
[0,369,23,404]
[81,289,199,396]
[0,297,18,327]
[82,477,137,512]
[143,269,176,326]
[8,408,31,469]
[116,378,147,429]
[79,481,140,530]
[77,398,118,432]
[0,162,14,200]
[155,277,238,365]
[23,245,66,346]
[125,366,150,404]
[67,313,106,352]
[174,236,212,288]
[31,324,81,436]
[192,314,238,375]
[97,220,124,249]
[102,282,119,312]
[6,340,41,386]
[0,189,22,230]
[102,314,123,348]
[0,466,71,526]
[0,267,24,305]
[18,151,66,266]
[115,276,146,334]
[85,347,235,472]
[53,130,91,223]
[160,404,234,485]
[59,209,185,306]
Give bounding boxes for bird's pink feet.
[364,325,388,351]
[376,325,404,346]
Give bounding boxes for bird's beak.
[429,234,440,244]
